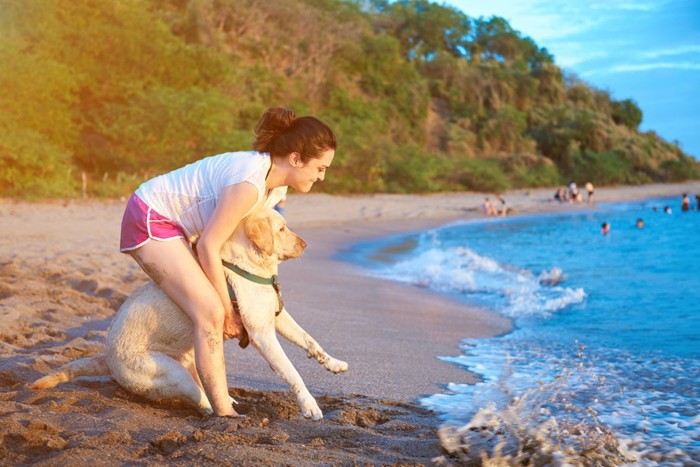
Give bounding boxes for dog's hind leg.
[274,309,348,374]
[111,352,214,415]
[177,351,204,389]
[248,328,324,421]
[31,355,110,389]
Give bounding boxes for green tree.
[611,98,643,130]
[372,0,471,60]
[0,9,79,196]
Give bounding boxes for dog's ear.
[244,214,275,256]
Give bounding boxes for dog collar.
[222,260,284,316]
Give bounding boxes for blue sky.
[447,0,700,159]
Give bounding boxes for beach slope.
[1,181,697,464]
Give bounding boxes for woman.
[119,107,336,416]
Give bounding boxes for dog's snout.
[298,237,307,250]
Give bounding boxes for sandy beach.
[1,181,698,465]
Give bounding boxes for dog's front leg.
[249,329,323,421]
[275,309,348,374]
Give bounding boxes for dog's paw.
[325,357,348,374]
[299,396,323,421]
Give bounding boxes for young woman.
[119,107,336,416]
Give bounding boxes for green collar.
[222,260,284,316]
[222,260,277,285]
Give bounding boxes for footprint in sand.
[0,284,12,300]
[71,279,98,295]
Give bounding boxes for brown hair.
[252,107,336,162]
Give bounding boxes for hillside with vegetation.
[2,0,698,198]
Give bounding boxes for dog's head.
[220,207,306,276]
[241,207,307,261]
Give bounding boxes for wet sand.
[1,181,698,465]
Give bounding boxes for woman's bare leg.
[129,238,238,417]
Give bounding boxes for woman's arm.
[197,182,259,318]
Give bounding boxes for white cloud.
[608,62,700,73]
[544,42,610,68]
[450,0,605,42]
[642,45,700,59]
[588,1,660,12]
[448,0,664,42]
[582,60,700,77]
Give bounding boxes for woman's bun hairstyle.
[252,107,296,153]
[253,107,336,161]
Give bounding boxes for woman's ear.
[244,214,275,256]
[289,152,303,167]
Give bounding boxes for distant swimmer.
[636,218,644,229]
[664,205,672,214]
[681,193,690,212]
[601,222,610,235]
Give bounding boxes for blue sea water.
[342,197,699,463]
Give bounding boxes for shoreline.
[1,180,698,465]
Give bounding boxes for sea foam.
[371,243,586,319]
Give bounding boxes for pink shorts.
[120,194,186,252]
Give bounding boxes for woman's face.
[289,149,335,193]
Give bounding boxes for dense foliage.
[2,0,697,198]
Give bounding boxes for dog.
[32,207,348,421]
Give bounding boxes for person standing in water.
[119,107,336,417]
[681,193,690,212]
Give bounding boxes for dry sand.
[1,181,698,465]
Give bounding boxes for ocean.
[342,197,699,465]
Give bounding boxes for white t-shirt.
[135,151,287,243]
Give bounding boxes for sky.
[447,0,700,159]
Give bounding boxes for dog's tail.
[31,355,109,389]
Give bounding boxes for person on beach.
[496,195,508,216]
[554,187,569,203]
[482,197,498,216]
[585,182,594,204]
[118,107,336,417]
[274,193,287,216]
[569,182,580,203]
[601,222,610,235]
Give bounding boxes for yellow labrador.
[32,207,348,421]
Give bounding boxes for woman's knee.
[191,301,226,332]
